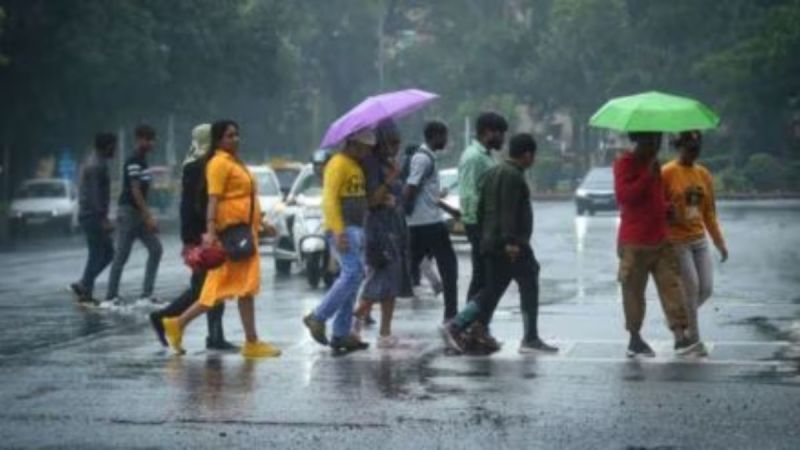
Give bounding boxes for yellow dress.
[198,151,261,307]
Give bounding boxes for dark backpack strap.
[417,149,435,185]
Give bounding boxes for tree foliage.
[0,0,798,192]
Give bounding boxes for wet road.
[0,201,798,449]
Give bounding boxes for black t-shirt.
[119,154,151,208]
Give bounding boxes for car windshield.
[581,168,613,189]
[293,171,323,198]
[440,171,458,192]
[274,168,300,190]
[15,181,66,199]
[253,171,280,196]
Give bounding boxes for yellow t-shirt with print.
[322,152,367,234]
[662,160,725,247]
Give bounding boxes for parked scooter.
[272,157,339,288]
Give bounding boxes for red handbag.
[183,244,226,271]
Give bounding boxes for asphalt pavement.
[0,200,798,449]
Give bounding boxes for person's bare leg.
[237,296,258,343]
[177,302,211,330]
[380,297,395,337]
[353,299,374,338]
[354,299,373,319]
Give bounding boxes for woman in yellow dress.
[163,120,280,359]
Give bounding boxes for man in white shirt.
[404,121,461,321]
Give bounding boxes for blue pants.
[313,227,365,339]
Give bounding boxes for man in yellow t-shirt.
[662,130,729,357]
[303,129,374,353]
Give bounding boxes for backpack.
[400,145,435,216]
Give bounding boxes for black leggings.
[156,270,225,340]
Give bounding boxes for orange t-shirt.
[206,151,261,232]
[661,160,725,246]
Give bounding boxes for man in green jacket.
[441,133,558,355]
[458,112,507,303]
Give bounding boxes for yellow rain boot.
[162,318,185,355]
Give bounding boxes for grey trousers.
[676,237,714,340]
[106,206,163,299]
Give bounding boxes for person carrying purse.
[162,120,280,359]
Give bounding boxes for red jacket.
[613,151,668,246]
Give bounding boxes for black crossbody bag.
[218,167,256,261]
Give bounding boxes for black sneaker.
[518,338,559,354]
[69,283,97,306]
[364,314,377,327]
[464,322,501,354]
[438,322,466,353]
[149,312,167,347]
[330,335,369,354]
[626,335,656,358]
[303,313,329,346]
[206,337,240,352]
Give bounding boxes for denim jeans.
[313,226,365,339]
[106,206,163,299]
[79,218,115,297]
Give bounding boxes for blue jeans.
[313,226,365,339]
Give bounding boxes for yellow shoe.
[162,318,185,354]
[241,340,281,358]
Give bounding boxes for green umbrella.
[589,91,720,132]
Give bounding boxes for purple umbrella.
[320,89,439,149]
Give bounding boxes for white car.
[247,165,284,243]
[10,178,78,234]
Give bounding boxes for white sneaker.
[688,341,709,358]
[134,296,162,308]
[98,298,126,310]
[412,286,434,300]
[376,335,399,349]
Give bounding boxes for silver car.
[574,167,617,216]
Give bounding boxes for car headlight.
[575,189,588,197]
